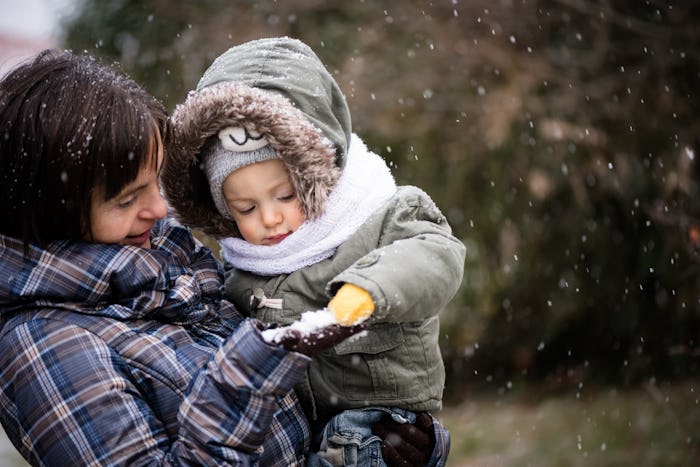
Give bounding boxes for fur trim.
[162,82,341,239]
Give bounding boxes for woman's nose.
[142,187,168,220]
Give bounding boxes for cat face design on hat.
[204,125,280,219]
[219,126,268,152]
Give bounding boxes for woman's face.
[87,134,167,248]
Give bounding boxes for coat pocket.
[333,322,403,355]
[332,323,407,400]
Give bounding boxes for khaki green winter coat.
[224,184,465,421]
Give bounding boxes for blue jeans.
[306,407,417,467]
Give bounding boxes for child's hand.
[328,283,375,325]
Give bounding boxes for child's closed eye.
[234,204,255,214]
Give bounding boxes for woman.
[0,49,336,466]
[0,49,439,466]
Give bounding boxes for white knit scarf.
[219,134,397,275]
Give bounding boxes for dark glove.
[372,412,435,467]
[265,322,366,357]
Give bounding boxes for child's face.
[222,159,306,245]
[87,135,167,248]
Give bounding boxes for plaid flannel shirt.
[0,217,311,466]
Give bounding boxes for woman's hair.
[0,49,169,247]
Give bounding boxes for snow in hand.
[261,308,338,344]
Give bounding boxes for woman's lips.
[125,230,151,247]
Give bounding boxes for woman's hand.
[278,322,365,356]
[372,412,436,466]
[258,318,366,357]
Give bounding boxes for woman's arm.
[176,320,310,463]
[0,318,309,466]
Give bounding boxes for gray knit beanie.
[203,126,278,218]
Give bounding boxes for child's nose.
[261,206,282,226]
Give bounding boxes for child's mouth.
[267,232,290,244]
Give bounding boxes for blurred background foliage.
[61,0,700,397]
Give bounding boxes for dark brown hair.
[0,49,169,248]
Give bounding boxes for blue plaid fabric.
[0,217,311,466]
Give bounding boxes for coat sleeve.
[329,186,466,323]
[175,320,310,463]
[0,318,309,466]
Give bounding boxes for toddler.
[163,36,465,467]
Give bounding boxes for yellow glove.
[328,283,375,326]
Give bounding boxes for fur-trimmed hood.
[162,37,352,239]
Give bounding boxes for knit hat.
[203,126,278,218]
